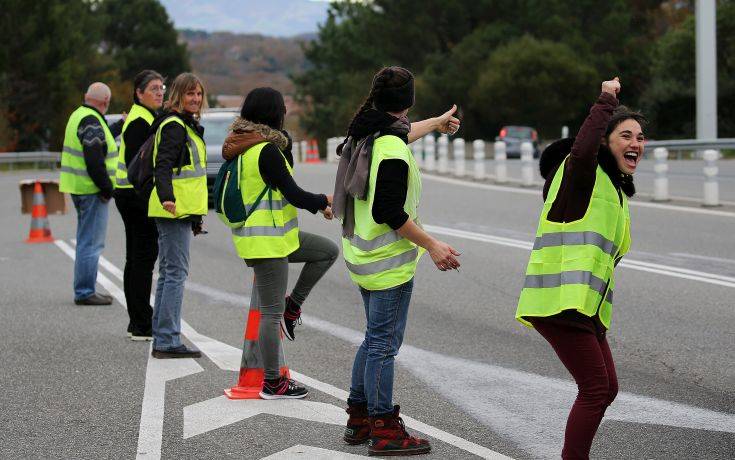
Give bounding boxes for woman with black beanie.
[335,66,461,456]
[516,77,645,459]
[114,69,165,341]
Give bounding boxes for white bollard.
[473,139,486,181]
[702,149,720,206]
[453,138,466,177]
[292,139,300,161]
[410,137,423,168]
[330,137,341,162]
[561,125,569,138]
[299,140,308,163]
[437,134,449,174]
[520,141,535,187]
[653,147,669,201]
[424,135,436,171]
[494,141,508,183]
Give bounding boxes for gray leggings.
[246,231,339,379]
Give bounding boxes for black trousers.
[114,189,158,332]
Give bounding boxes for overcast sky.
[159,0,334,37]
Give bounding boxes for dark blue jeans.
[348,278,414,416]
[71,194,109,301]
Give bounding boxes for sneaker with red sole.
[368,405,431,456]
[280,296,302,341]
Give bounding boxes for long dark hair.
[240,87,286,130]
[133,69,163,105]
[338,66,413,153]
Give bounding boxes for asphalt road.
[2,165,734,460]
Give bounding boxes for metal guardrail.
[645,139,735,150]
[0,151,60,170]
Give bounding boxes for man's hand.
[435,104,460,136]
[162,201,176,215]
[601,77,621,97]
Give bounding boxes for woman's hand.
[162,201,176,215]
[320,206,334,220]
[601,77,621,97]
[427,239,461,271]
[435,104,460,135]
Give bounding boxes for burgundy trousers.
[534,322,618,460]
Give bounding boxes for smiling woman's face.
[606,118,645,174]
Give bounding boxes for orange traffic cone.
[225,276,290,399]
[25,181,54,243]
[305,139,321,163]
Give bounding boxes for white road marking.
[170,279,735,459]
[670,252,735,265]
[261,445,371,459]
[54,240,204,460]
[183,397,346,439]
[88,249,510,459]
[422,173,735,218]
[423,224,735,289]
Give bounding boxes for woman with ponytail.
[334,66,461,456]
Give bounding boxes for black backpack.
[213,154,269,228]
[127,133,156,201]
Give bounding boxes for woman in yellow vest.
[222,87,339,398]
[516,78,645,459]
[148,73,209,359]
[113,70,164,341]
[334,66,461,456]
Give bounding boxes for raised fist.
[601,77,621,97]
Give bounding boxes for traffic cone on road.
[305,139,321,163]
[225,276,290,399]
[25,181,54,243]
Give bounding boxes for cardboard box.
[20,180,68,215]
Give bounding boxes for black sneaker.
[74,293,113,306]
[130,329,153,342]
[126,323,133,338]
[280,296,301,341]
[259,376,308,400]
[151,345,201,359]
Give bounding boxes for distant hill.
[181,29,312,102]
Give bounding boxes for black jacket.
[151,111,204,204]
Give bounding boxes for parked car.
[495,125,540,158]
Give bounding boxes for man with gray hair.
[59,82,125,305]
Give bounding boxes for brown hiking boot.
[368,405,431,456]
[344,402,370,445]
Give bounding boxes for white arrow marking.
[260,445,371,459]
[183,397,345,439]
[54,241,205,460]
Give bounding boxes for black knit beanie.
[373,71,415,113]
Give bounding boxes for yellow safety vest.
[342,135,423,291]
[59,106,117,195]
[115,103,155,188]
[230,142,300,259]
[516,157,631,329]
[148,116,208,218]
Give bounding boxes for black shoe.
[259,376,308,400]
[127,323,133,338]
[75,293,113,306]
[130,329,153,342]
[151,345,201,359]
[280,296,301,341]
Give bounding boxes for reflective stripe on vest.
[515,157,631,329]
[230,142,300,259]
[59,106,118,195]
[147,116,208,218]
[116,104,155,188]
[341,135,423,291]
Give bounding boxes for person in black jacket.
[222,87,339,398]
[113,70,164,341]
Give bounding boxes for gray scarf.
[333,116,411,237]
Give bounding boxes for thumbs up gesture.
[602,77,621,97]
